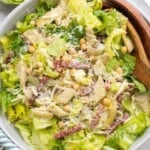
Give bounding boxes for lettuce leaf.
[106,57,119,72]
[31,118,61,150]
[33,117,53,130]
[131,77,147,93]
[119,53,136,75]
[64,131,106,150]
[7,103,28,122]
[106,53,136,75]
[105,113,149,150]
[36,0,59,16]
[0,0,23,4]
[0,90,15,113]
[0,30,26,57]
[0,68,19,88]
[104,28,126,56]
[15,123,32,144]
[68,0,103,30]
[47,38,66,57]
[94,9,128,35]
[16,13,38,32]
[44,67,59,78]
[45,20,85,44]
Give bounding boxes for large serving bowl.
[0,0,150,150]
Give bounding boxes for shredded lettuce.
[0,68,19,88]
[0,30,26,57]
[94,9,128,35]
[68,0,103,30]
[70,98,83,116]
[131,77,147,93]
[33,117,53,130]
[47,38,66,57]
[119,53,136,75]
[15,123,32,144]
[44,67,59,78]
[7,104,28,122]
[0,90,15,113]
[0,0,23,4]
[64,131,106,150]
[106,53,136,75]
[105,28,126,56]
[31,118,61,150]
[16,13,38,33]
[45,20,85,44]
[105,113,149,150]
[36,0,59,16]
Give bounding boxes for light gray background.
[0,0,150,149]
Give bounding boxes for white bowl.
[0,0,150,150]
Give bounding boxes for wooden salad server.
[104,0,150,88]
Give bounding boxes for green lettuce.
[106,53,136,75]
[104,113,149,150]
[15,123,32,144]
[36,0,59,16]
[7,103,27,122]
[104,28,126,56]
[131,77,147,93]
[68,0,103,30]
[0,90,15,113]
[16,13,37,32]
[47,38,66,57]
[33,117,53,130]
[119,53,136,75]
[94,9,128,35]
[31,118,61,150]
[0,68,19,88]
[64,131,106,150]
[0,0,23,4]
[0,30,26,57]
[106,57,119,72]
[45,19,85,44]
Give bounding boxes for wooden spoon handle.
[127,21,150,68]
[127,21,150,88]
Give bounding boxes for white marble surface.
[0,0,150,150]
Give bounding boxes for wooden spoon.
[127,21,150,88]
[104,0,150,88]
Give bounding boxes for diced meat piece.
[80,85,94,96]
[37,76,49,92]
[55,125,82,139]
[54,60,62,72]
[54,59,91,70]
[90,104,104,129]
[4,51,14,64]
[102,113,129,135]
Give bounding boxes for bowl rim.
[0,0,150,150]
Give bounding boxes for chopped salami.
[90,104,104,129]
[5,51,14,64]
[80,85,94,96]
[54,59,91,70]
[54,60,63,72]
[55,125,82,139]
[102,112,129,135]
[37,76,49,92]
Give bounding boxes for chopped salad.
[0,0,150,150]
